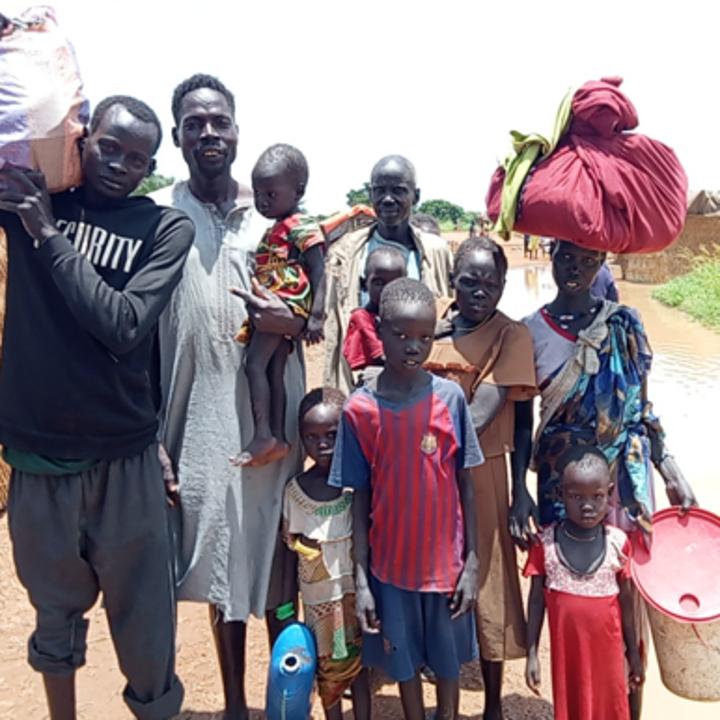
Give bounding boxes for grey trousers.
[8,443,184,720]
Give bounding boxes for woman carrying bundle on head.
[510,238,697,719]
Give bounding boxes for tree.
[133,173,174,196]
[417,199,466,226]
[346,182,371,207]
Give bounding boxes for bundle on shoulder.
[0,6,88,192]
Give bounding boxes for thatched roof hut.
[619,191,720,284]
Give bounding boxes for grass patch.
[439,219,467,232]
[653,260,720,331]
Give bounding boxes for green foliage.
[133,173,174,196]
[346,183,371,207]
[417,199,465,226]
[653,259,720,331]
[345,186,480,230]
[438,219,458,232]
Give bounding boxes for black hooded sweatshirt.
[0,188,194,459]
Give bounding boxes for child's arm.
[619,578,645,691]
[280,517,302,553]
[525,575,546,695]
[468,383,508,435]
[303,245,326,345]
[352,488,380,634]
[450,466,479,619]
[509,399,539,550]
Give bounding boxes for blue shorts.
[362,575,477,682]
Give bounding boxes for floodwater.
[502,263,720,718]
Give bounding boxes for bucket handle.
[691,623,720,655]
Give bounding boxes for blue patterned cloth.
[534,306,657,525]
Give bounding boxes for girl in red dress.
[524,445,644,720]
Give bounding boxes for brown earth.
[0,514,552,720]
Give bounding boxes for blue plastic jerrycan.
[266,622,317,720]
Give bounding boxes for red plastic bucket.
[631,507,720,700]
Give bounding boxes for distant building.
[619,191,720,283]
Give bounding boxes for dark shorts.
[362,575,477,682]
[8,444,183,720]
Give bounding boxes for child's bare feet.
[231,437,290,468]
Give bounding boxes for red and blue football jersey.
[329,374,484,592]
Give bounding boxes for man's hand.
[0,167,58,243]
[230,278,304,337]
[508,486,539,551]
[304,313,325,345]
[355,585,381,634]
[158,444,179,507]
[449,555,478,619]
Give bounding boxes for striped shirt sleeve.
[458,395,484,470]
[432,376,484,471]
[328,411,370,489]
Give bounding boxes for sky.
[5,0,719,214]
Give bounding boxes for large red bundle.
[486,78,688,254]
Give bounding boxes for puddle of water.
[498,265,556,320]
[500,264,720,514]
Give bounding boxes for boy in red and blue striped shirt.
[329,278,483,720]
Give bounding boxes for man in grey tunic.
[155,74,304,720]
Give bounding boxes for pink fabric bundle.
[486,77,688,254]
[0,6,88,192]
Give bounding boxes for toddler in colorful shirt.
[233,144,326,467]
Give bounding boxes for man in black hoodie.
[0,96,193,720]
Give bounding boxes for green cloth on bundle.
[493,87,575,239]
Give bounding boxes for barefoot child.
[330,278,483,720]
[342,246,406,383]
[524,445,644,720]
[234,144,326,467]
[282,387,371,720]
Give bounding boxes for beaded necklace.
[544,301,601,331]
